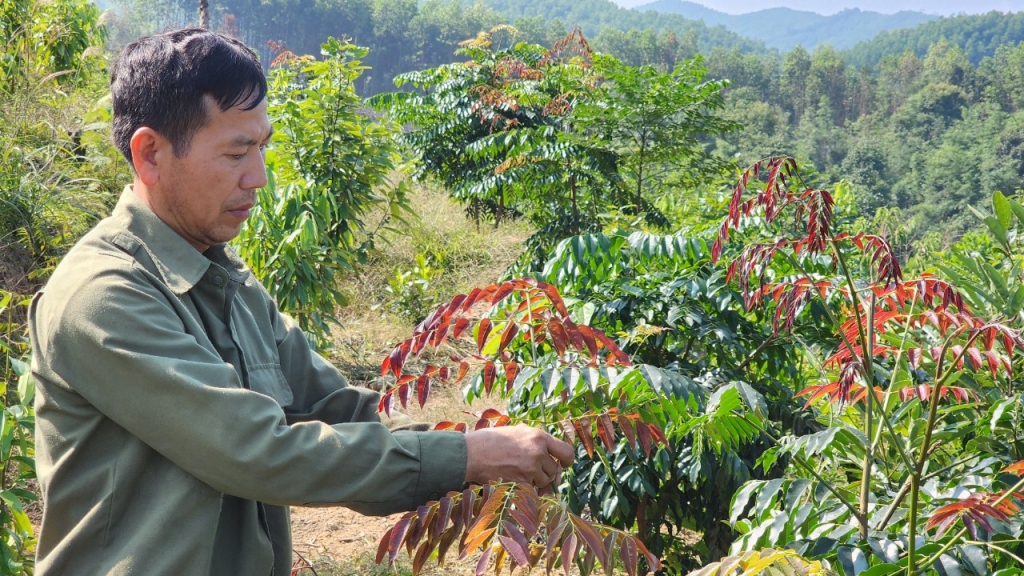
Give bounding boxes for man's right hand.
[463,424,575,494]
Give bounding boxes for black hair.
[110,27,268,167]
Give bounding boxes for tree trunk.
[199,0,210,29]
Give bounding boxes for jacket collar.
[110,186,251,294]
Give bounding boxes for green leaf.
[838,546,868,576]
[984,216,1008,246]
[9,358,28,377]
[957,545,988,576]
[859,564,902,576]
[993,191,1012,231]
[16,373,33,405]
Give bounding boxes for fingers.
[545,435,576,467]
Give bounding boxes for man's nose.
[242,149,269,190]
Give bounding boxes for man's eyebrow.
[230,128,274,147]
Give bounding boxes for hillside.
[472,0,765,54]
[635,1,936,50]
[847,10,1024,65]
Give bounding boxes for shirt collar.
[111,186,251,294]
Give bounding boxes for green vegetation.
[234,38,411,347]
[374,27,736,266]
[1,2,119,572]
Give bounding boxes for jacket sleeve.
[269,303,427,432]
[33,264,466,513]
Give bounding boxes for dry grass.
[329,178,530,392]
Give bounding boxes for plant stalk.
[907,329,981,576]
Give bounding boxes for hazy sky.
[615,0,1024,15]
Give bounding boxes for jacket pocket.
[246,363,294,408]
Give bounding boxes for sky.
[613,0,1024,15]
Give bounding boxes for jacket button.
[213,276,224,287]
[428,492,441,501]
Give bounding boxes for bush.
[234,38,411,349]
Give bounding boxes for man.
[29,28,573,575]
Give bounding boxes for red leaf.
[453,318,473,340]
[907,348,922,369]
[594,331,631,366]
[475,545,494,576]
[389,516,413,565]
[569,515,606,561]
[540,282,570,318]
[548,320,569,356]
[497,535,529,567]
[499,323,520,354]
[379,391,395,417]
[647,424,669,449]
[596,414,615,452]
[456,361,471,384]
[477,319,493,352]
[492,282,516,305]
[384,345,405,378]
[417,375,430,408]
[636,422,653,457]
[967,347,983,370]
[430,315,451,349]
[561,533,578,576]
[377,525,395,564]
[483,361,496,394]
[505,362,521,392]
[560,420,577,444]
[563,320,587,355]
[617,414,637,451]
[619,536,638,576]
[573,417,595,457]
[577,325,600,358]
[398,382,411,408]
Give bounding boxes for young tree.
[575,53,738,214]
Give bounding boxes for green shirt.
[28,187,467,575]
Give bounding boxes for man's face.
[159,95,272,252]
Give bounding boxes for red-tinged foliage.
[926,490,1024,538]
[796,381,883,408]
[1004,461,1024,475]
[897,385,979,404]
[377,483,659,576]
[376,279,631,418]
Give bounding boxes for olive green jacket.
[28,187,467,575]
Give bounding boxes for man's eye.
[230,153,245,160]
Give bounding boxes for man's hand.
[464,425,575,494]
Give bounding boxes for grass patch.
[330,178,530,389]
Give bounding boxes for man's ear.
[130,127,169,186]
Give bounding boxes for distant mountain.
[635,1,937,50]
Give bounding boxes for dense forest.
[112,0,1024,241]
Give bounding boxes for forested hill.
[847,10,1024,65]
[469,0,764,53]
[635,1,936,51]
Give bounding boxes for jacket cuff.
[414,430,468,504]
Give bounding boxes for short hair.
[110,28,268,167]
